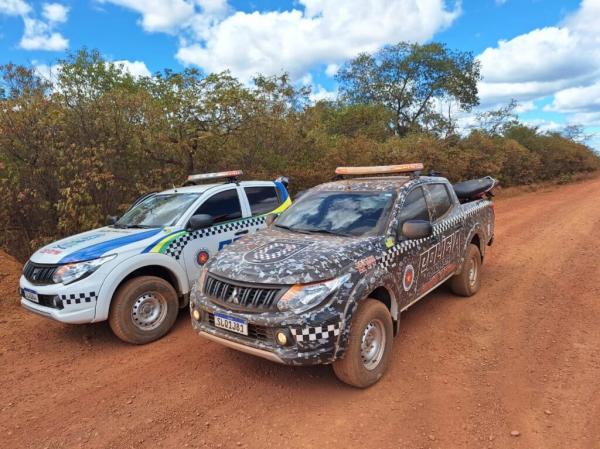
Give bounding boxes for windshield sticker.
[244,241,311,263]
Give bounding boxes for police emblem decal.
[244,241,311,263]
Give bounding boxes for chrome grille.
[23,261,58,285]
[204,275,283,311]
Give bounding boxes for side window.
[244,186,280,216]
[426,184,453,221]
[398,187,430,232]
[193,188,242,224]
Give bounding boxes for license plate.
[22,288,39,303]
[214,313,248,336]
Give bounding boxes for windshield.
[115,193,199,228]
[275,191,395,237]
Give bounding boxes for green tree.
[336,42,481,136]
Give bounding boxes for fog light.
[192,309,201,321]
[276,331,288,346]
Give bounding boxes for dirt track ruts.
[1,177,599,449]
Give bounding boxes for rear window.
[244,186,280,215]
[426,184,453,220]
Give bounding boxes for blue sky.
[1,0,599,147]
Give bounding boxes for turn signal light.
[192,309,201,321]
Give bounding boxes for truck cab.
[19,171,291,344]
[190,164,496,387]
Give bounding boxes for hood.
[208,228,382,285]
[30,227,165,264]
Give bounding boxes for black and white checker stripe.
[165,216,267,260]
[375,200,491,271]
[291,322,341,342]
[60,292,97,306]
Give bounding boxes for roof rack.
[335,163,424,178]
[184,170,243,186]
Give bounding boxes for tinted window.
[427,184,453,220]
[244,186,280,215]
[193,189,242,224]
[398,188,430,232]
[275,191,395,237]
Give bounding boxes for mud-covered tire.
[449,243,482,297]
[108,276,179,344]
[332,298,393,388]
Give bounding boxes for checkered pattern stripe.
[60,292,97,306]
[291,322,341,342]
[253,242,302,261]
[433,213,463,235]
[165,216,267,260]
[376,200,491,271]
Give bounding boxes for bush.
[1,50,599,261]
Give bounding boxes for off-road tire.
[332,298,393,388]
[109,276,179,344]
[449,243,482,297]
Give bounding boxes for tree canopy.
[336,42,481,136]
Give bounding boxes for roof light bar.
[335,163,424,176]
[186,170,243,183]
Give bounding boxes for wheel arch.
[93,254,188,323]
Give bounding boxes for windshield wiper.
[294,228,352,237]
[274,224,312,234]
[117,224,157,229]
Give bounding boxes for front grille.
[23,261,58,285]
[204,274,284,312]
[207,312,273,343]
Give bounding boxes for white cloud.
[477,0,600,108]
[310,84,337,103]
[42,2,69,23]
[20,16,68,50]
[325,63,339,77]
[104,0,459,81]
[98,0,196,33]
[0,1,70,51]
[177,0,461,80]
[113,60,152,78]
[0,0,30,16]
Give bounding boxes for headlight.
[277,274,350,314]
[52,254,117,285]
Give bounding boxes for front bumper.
[19,275,99,324]
[191,297,344,366]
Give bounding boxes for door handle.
[234,230,249,236]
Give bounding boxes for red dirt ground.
[1,177,599,449]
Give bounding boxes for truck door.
[417,183,463,296]
[180,186,245,284]
[395,186,435,309]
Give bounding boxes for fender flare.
[93,253,188,322]
[334,269,399,358]
[458,222,485,274]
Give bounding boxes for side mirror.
[265,213,277,226]
[400,220,433,240]
[188,214,213,231]
[106,215,118,225]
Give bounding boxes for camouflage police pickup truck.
[190,164,497,387]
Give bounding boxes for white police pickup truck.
[19,171,291,344]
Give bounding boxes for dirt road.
[1,178,599,449]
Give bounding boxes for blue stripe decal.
[59,229,162,263]
[275,181,289,201]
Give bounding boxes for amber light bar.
[335,163,424,176]
[187,170,243,182]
